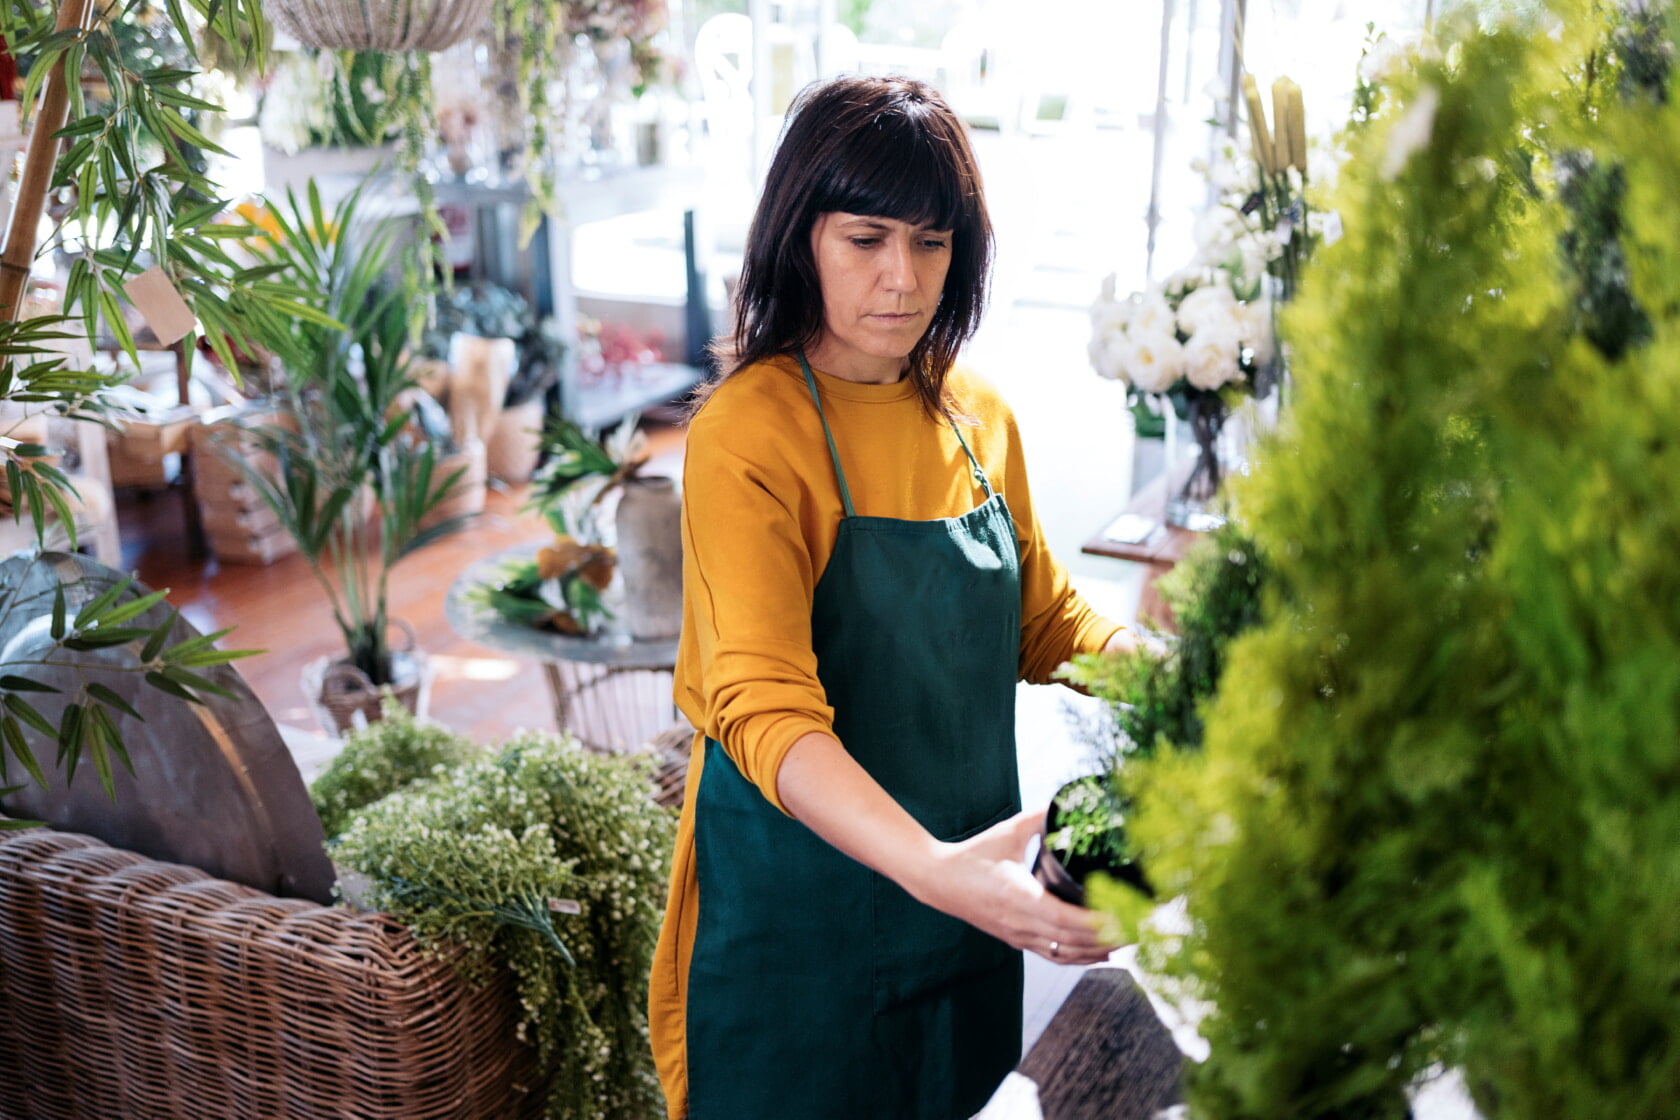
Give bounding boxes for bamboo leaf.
[51,585,66,641]
[39,480,78,551]
[2,716,46,790]
[56,703,83,778]
[74,576,134,629]
[159,665,233,699]
[143,671,196,703]
[62,627,153,651]
[140,609,178,663]
[172,647,260,668]
[88,712,116,801]
[0,677,58,694]
[87,682,144,723]
[97,589,169,627]
[54,115,107,139]
[4,696,57,741]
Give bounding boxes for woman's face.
[805,212,953,383]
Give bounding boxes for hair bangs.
[697,75,993,421]
[812,112,966,232]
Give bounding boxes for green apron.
[687,353,1024,1119]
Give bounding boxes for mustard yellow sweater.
[649,354,1122,1117]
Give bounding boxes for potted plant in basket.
[225,180,473,734]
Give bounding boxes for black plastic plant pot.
[1031,775,1155,909]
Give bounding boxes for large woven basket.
[268,0,494,52]
[0,828,545,1119]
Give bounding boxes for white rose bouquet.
[1088,259,1279,530]
[1087,264,1274,412]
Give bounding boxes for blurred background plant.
[1106,4,1680,1116]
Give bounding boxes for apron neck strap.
[797,349,997,516]
[799,348,858,519]
[947,419,996,500]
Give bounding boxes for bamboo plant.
[0,0,320,809]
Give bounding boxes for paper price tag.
[122,266,195,346]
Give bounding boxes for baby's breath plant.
[308,702,482,839]
[329,730,675,1120]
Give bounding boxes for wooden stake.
[0,0,95,323]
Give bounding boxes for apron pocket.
[870,804,1020,1014]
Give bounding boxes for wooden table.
[981,967,1185,1119]
[1081,471,1202,630]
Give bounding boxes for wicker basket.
[0,828,545,1119]
[268,0,495,52]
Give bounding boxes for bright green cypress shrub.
[1126,3,1680,1116]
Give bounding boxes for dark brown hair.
[694,74,994,418]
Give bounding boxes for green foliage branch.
[321,709,675,1120]
[1116,3,1680,1116]
[0,557,256,824]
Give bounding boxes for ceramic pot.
[615,475,683,641]
[485,397,545,483]
[446,333,516,445]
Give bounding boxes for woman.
[649,74,1133,1119]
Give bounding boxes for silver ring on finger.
[1049,940,1060,958]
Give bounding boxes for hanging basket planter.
[268,0,494,53]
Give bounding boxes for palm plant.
[231,181,468,690]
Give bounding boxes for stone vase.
[614,475,683,641]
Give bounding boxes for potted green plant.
[466,416,649,637]
[226,180,472,734]
[1048,521,1267,901]
[1032,769,1153,907]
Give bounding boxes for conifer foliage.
[1128,4,1680,1116]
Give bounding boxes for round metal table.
[446,543,682,753]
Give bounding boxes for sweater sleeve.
[1000,410,1126,682]
[680,405,834,814]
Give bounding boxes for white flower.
[1176,283,1239,338]
[1089,292,1138,337]
[1126,330,1187,393]
[1184,326,1242,391]
[1381,83,1440,180]
[1132,294,1176,338]
[1094,333,1137,385]
[1308,209,1344,248]
[1086,334,1120,381]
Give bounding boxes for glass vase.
[1164,391,1250,532]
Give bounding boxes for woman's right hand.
[909,807,1121,966]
